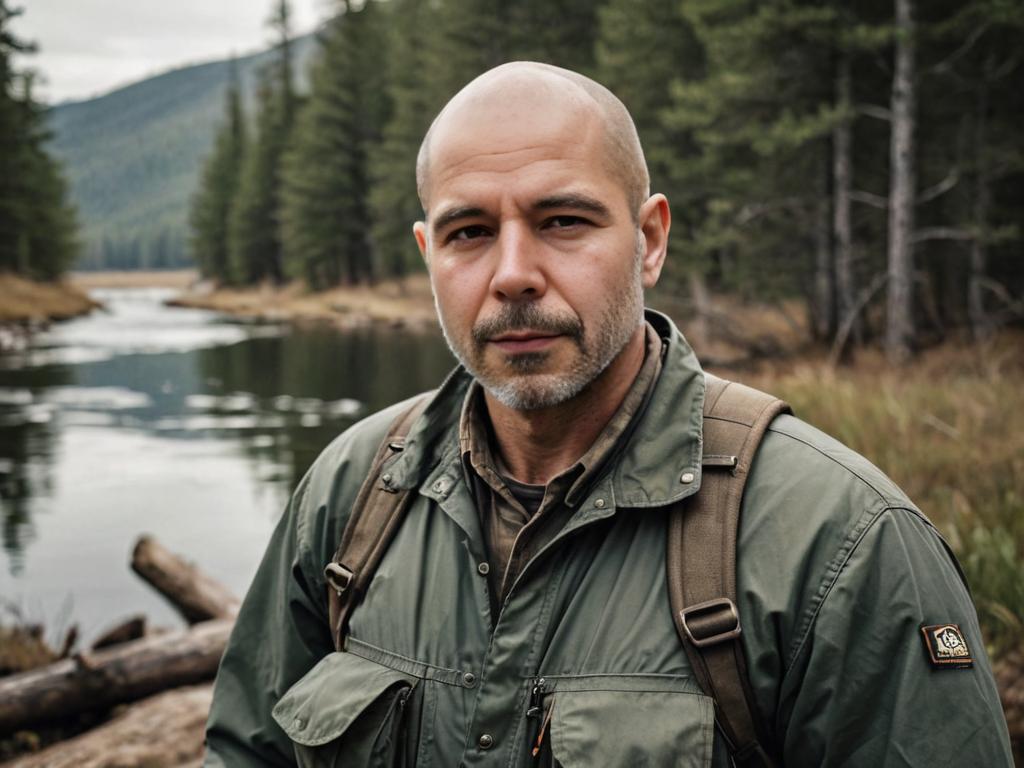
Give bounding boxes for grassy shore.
[169,273,439,330]
[0,274,100,325]
[69,269,198,290]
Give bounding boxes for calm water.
[0,288,453,643]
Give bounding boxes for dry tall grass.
[0,274,99,324]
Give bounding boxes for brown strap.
[326,392,433,651]
[668,374,791,767]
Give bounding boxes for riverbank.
[0,274,100,326]
[168,273,440,330]
[69,269,198,290]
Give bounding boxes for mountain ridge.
[47,34,317,271]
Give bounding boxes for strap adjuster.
[680,598,741,648]
[324,562,354,596]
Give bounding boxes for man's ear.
[413,221,428,264]
[638,194,670,289]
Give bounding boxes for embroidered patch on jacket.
[920,624,974,668]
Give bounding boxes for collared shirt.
[459,323,664,604]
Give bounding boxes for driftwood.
[90,616,147,651]
[131,536,240,623]
[3,684,212,768]
[0,619,231,734]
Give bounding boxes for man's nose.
[489,224,546,300]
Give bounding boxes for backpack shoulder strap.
[667,373,791,767]
[325,392,433,651]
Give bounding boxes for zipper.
[526,678,554,763]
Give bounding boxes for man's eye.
[545,216,585,229]
[449,225,490,242]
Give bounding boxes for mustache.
[472,304,583,346]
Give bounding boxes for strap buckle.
[324,562,354,596]
[680,598,742,648]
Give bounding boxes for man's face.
[414,85,664,410]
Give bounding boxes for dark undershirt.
[500,475,546,519]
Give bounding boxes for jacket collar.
[386,309,706,509]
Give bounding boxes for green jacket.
[205,311,1012,767]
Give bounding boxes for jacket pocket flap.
[272,651,417,747]
[547,677,714,767]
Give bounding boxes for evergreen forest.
[0,1,78,281]
[192,0,1024,363]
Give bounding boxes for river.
[0,288,453,643]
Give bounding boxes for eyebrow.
[533,194,611,219]
[431,206,484,238]
[429,193,612,238]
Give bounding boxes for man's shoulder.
[302,391,441,503]
[740,410,931,568]
[290,391,439,566]
[757,412,915,512]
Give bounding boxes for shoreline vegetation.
[167,272,440,331]
[0,275,100,326]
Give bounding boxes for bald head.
[416,62,650,219]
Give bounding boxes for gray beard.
[436,285,642,411]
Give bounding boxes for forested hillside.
[192,0,1023,363]
[46,34,316,272]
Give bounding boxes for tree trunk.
[885,0,917,364]
[0,619,232,733]
[832,48,857,348]
[688,271,711,351]
[130,536,240,624]
[814,143,835,341]
[968,69,991,341]
[2,684,212,768]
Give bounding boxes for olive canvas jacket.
[204,310,1013,767]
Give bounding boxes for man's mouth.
[489,331,562,353]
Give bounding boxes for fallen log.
[3,683,212,768]
[131,536,239,623]
[0,619,231,734]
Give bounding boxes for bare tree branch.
[928,21,991,76]
[916,168,960,204]
[978,277,1024,317]
[735,198,805,225]
[857,103,892,122]
[850,189,888,209]
[828,273,888,367]
[911,227,974,244]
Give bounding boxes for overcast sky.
[13,0,331,104]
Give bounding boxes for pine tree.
[280,0,389,288]
[661,2,842,315]
[0,2,77,280]
[369,0,447,279]
[226,0,297,285]
[189,63,246,283]
[595,0,705,287]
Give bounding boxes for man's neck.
[483,327,647,486]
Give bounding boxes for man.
[205,62,1012,766]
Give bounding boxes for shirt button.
[478,734,494,750]
[463,672,476,686]
[680,471,695,484]
[594,498,606,508]
[477,562,490,576]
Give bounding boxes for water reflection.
[0,288,453,641]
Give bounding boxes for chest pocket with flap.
[272,651,419,768]
[538,674,715,768]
